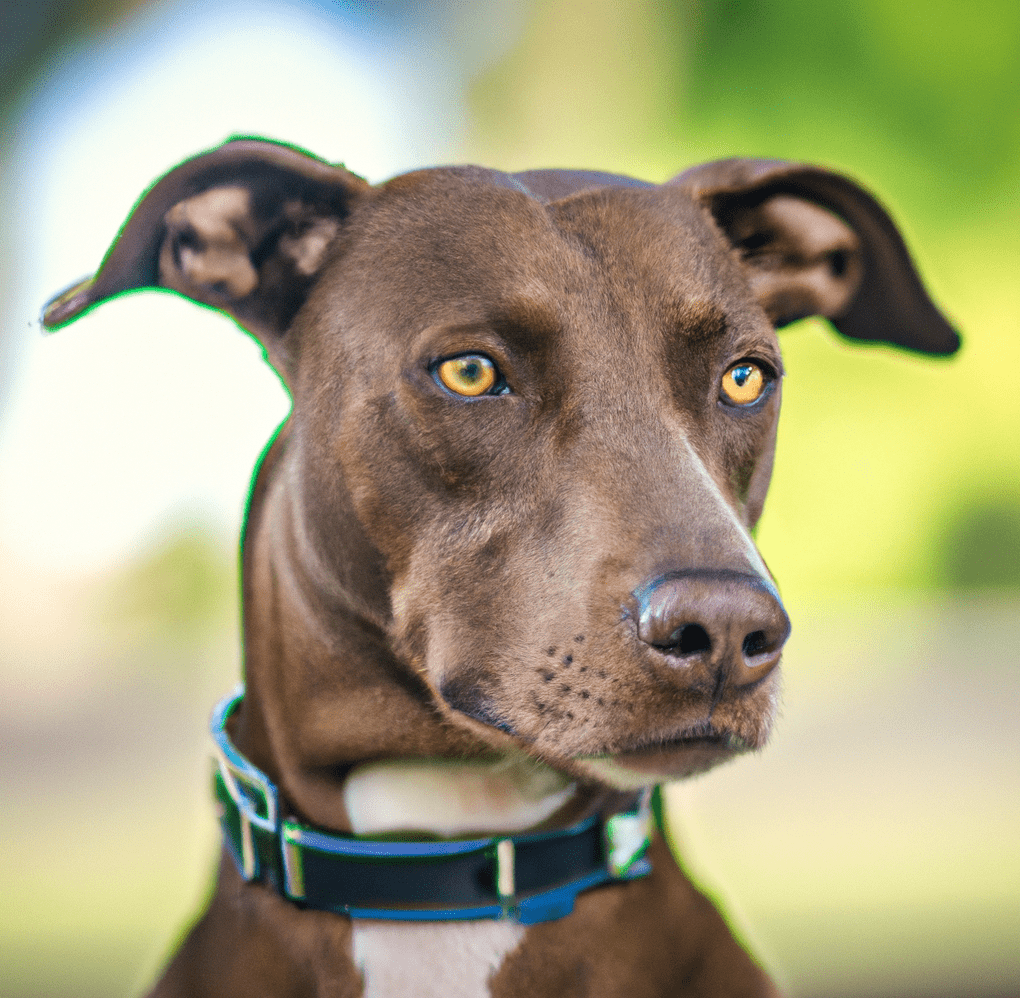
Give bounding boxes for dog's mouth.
[573,726,750,786]
[614,732,741,772]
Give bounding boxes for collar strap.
[211,686,656,924]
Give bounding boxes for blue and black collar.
[211,686,656,925]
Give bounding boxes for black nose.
[634,570,790,688]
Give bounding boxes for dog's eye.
[434,354,502,397]
[720,362,769,406]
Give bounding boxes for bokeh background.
[2,2,1017,996]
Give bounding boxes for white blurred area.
[0,0,520,573]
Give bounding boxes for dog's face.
[298,173,787,785]
[44,142,957,792]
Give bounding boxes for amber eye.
[435,355,499,397]
[720,362,768,406]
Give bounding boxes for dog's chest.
[352,919,525,998]
[342,756,571,995]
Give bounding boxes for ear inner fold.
[40,138,371,374]
[159,187,261,304]
[673,159,960,356]
[724,195,865,326]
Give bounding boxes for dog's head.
[45,139,956,792]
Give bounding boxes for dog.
[44,137,957,997]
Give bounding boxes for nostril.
[742,630,770,658]
[678,623,711,654]
[656,623,712,656]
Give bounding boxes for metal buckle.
[210,686,279,879]
[604,788,653,878]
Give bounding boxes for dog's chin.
[572,733,751,790]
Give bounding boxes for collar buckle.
[604,789,653,877]
[211,685,278,880]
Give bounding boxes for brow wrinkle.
[667,298,728,343]
[490,290,563,353]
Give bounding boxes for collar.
[211,685,656,924]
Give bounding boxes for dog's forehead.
[370,167,727,266]
[333,167,754,335]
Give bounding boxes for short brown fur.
[44,138,957,997]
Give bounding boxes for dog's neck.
[342,755,577,837]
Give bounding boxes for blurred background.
[1,2,1017,996]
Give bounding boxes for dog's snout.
[634,570,790,686]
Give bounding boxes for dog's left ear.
[42,138,371,375]
[673,159,959,355]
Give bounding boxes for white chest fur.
[343,754,576,837]
[343,755,576,997]
[352,919,526,998]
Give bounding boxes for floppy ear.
[673,159,960,355]
[42,137,371,375]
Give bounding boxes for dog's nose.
[634,570,790,687]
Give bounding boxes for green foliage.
[103,522,238,644]
[677,0,1020,215]
[939,495,1020,590]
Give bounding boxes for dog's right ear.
[42,138,371,376]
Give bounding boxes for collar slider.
[495,838,516,907]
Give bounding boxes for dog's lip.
[582,728,747,776]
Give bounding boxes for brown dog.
[44,138,957,997]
